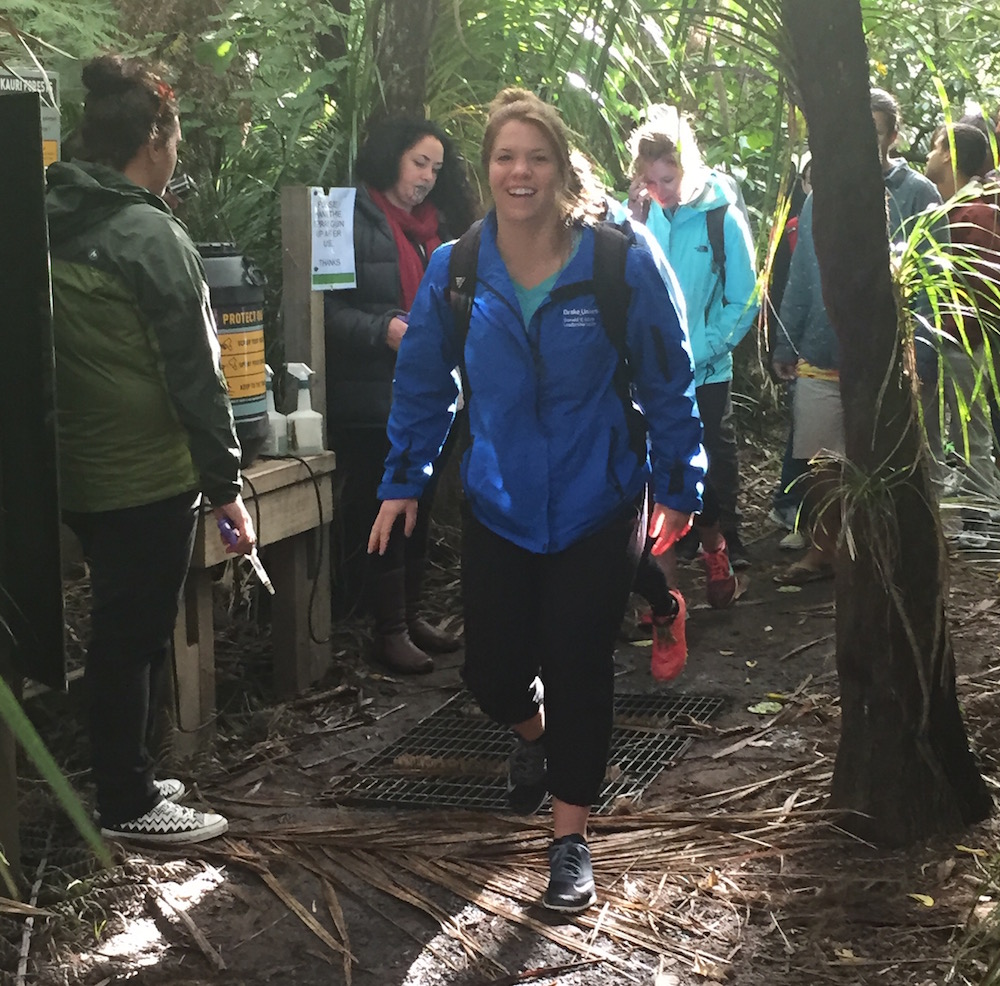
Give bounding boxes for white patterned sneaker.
[101,800,228,845]
[154,778,187,803]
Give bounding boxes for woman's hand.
[386,316,409,352]
[627,174,651,222]
[213,495,257,555]
[648,504,693,557]
[368,498,418,555]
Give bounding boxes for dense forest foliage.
[5,0,1000,364]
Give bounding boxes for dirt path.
[6,519,1000,986]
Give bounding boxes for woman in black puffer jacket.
[325,117,477,672]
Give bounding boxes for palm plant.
[897,181,1000,557]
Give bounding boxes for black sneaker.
[543,834,597,913]
[507,734,547,815]
[723,529,751,570]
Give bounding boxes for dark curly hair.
[81,54,178,171]
[355,117,477,236]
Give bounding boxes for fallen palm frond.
[188,790,850,978]
[146,887,227,972]
[0,899,49,918]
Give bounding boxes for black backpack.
[446,218,648,461]
[705,204,728,292]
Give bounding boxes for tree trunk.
[370,0,438,122]
[781,0,991,846]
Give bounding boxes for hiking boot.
[405,558,462,654]
[372,632,435,674]
[722,529,751,570]
[101,800,228,845]
[407,618,461,655]
[507,734,547,815]
[650,590,687,682]
[372,569,434,674]
[154,778,186,803]
[703,539,738,608]
[543,835,597,913]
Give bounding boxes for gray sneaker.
[101,800,228,845]
[543,835,597,913]
[506,735,547,815]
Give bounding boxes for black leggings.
[331,428,439,613]
[695,380,740,533]
[461,499,641,807]
[63,491,200,825]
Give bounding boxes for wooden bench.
[172,451,335,754]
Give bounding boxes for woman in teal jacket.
[626,107,758,581]
[370,89,705,915]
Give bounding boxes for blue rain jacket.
[378,213,706,554]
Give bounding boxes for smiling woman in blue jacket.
[626,107,759,578]
[369,88,705,915]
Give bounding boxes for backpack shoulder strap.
[591,221,633,358]
[447,218,484,359]
[706,204,728,293]
[592,221,646,463]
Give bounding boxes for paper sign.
[0,68,60,167]
[311,186,356,291]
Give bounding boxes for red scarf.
[367,187,442,309]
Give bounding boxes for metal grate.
[336,692,724,813]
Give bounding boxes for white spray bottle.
[286,362,324,454]
[262,363,288,455]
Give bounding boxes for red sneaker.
[651,590,687,681]
[703,539,737,608]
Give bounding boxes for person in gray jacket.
[772,88,942,584]
[874,88,942,240]
[324,118,477,672]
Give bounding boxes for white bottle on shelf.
[286,362,324,454]
[261,363,288,455]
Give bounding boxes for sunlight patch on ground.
[78,864,226,969]
[401,900,507,984]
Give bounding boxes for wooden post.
[0,91,65,890]
[280,186,328,426]
[270,527,332,697]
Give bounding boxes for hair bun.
[81,55,135,98]
[488,87,536,114]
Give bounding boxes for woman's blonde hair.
[627,105,706,201]
[481,87,583,222]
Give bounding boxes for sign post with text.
[310,187,357,291]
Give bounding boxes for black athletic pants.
[461,498,642,808]
[63,490,200,826]
[331,428,438,614]
[696,380,741,534]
